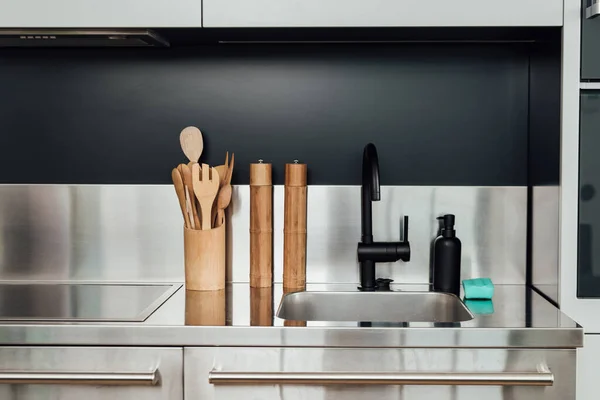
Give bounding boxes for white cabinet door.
[0,0,202,27]
[204,0,562,28]
[578,335,600,400]
[0,347,183,400]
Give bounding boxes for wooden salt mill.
[250,160,273,288]
[283,160,307,290]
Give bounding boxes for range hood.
[0,29,169,47]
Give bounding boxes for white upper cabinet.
[204,0,563,27]
[0,0,202,27]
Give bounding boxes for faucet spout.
[361,143,380,245]
[357,143,410,291]
[363,143,380,201]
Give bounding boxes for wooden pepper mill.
[283,160,307,290]
[250,160,273,288]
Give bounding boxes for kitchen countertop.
[0,283,582,348]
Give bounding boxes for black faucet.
[357,143,410,291]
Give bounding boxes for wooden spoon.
[213,184,232,227]
[192,163,220,231]
[179,126,204,164]
[215,165,228,188]
[171,168,191,229]
[179,163,201,229]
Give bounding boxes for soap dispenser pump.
[432,214,461,296]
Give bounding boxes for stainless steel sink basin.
[277,291,474,323]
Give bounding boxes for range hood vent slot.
[0,29,169,47]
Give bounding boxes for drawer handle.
[0,370,159,386]
[209,371,553,387]
[587,0,600,18]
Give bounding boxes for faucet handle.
[375,278,393,291]
[401,215,409,242]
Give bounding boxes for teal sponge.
[462,278,494,299]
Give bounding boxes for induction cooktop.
[0,283,181,322]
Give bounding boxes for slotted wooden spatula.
[192,163,220,231]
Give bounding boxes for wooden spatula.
[179,163,201,229]
[180,126,204,164]
[215,165,227,188]
[192,163,220,231]
[215,152,229,188]
[172,168,191,229]
[225,153,234,185]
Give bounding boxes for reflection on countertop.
[156,283,579,330]
[185,289,226,326]
[0,283,582,348]
[250,287,273,327]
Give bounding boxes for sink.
[277,291,474,323]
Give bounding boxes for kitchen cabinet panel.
[578,92,600,297]
[185,347,574,400]
[578,335,600,400]
[203,0,562,27]
[0,0,201,28]
[0,347,183,400]
[582,0,600,79]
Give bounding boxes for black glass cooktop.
[0,283,180,322]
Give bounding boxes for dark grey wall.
[528,42,561,186]
[0,43,533,185]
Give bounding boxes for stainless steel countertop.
[0,283,582,348]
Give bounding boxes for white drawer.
[0,347,182,400]
[185,347,574,400]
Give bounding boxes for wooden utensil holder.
[184,221,226,291]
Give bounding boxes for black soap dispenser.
[432,214,461,296]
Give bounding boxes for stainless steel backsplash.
[531,185,559,303]
[0,185,182,282]
[0,185,526,284]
